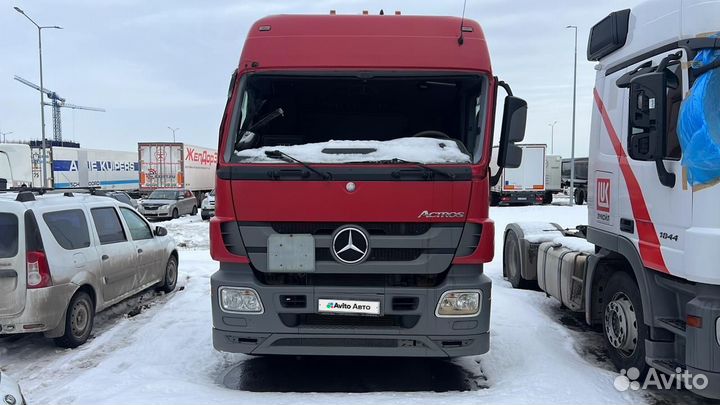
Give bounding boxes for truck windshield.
[227,74,488,164]
[148,190,178,200]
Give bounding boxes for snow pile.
[553,236,595,254]
[234,137,471,164]
[515,222,564,243]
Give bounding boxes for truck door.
[90,206,138,302]
[609,48,692,277]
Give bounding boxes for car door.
[119,207,165,287]
[90,206,138,303]
[183,190,194,214]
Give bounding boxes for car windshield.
[148,190,178,200]
[228,74,488,164]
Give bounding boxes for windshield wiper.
[264,150,331,180]
[235,108,285,151]
[385,158,455,179]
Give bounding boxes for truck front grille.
[279,313,420,329]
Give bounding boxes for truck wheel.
[191,206,198,216]
[54,291,95,348]
[172,208,179,219]
[490,192,500,207]
[601,271,649,376]
[574,189,585,205]
[543,191,553,205]
[157,255,178,293]
[503,230,530,289]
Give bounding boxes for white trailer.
[490,144,546,205]
[41,147,139,190]
[544,154,562,204]
[0,144,33,188]
[1,144,137,190]
[504,0,720,399]
[138,142,217,201]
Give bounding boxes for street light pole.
[14,7,62,188]
[0,131,13,143]
[168,127,179,143]
[548,121,558,154]
[566,25,578,207]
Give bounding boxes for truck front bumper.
[211,264,491,357]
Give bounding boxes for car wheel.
[158,255,178,293]
[602,271,649,377]
[54,291,95,348]
[191,205,198,216]
[172,208,179,219]
[201,213,210,221]
[503,230,531,289]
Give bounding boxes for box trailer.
[42,147,139,190]
[0,144,33,188]
[1,144,138,190]
[490,144,546,205]
[561,157,588,204]
[138,142,217,201]
[544,154,562,204]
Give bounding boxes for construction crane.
[14,75,105,143]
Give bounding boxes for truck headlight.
[219,287,263,314]
[435,290,481,317]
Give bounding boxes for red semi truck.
[210,13,527,357]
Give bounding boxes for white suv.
[0,190,178,347]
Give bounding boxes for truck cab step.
[657,318,687,337]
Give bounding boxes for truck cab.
[210,13,526,357]
[503,0,720,398]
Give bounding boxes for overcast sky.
[0,0,641,158]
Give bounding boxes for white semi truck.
[138,142,217,202]
[503,0,720,399]
[490,144,546,205]
[0,143,138,190]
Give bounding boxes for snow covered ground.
[0,206,708,404]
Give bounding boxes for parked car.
[0,372,24,405]
[106,191,139,209]
[0,190,178,348]
[137,189,197,220]
[200,189,215,220]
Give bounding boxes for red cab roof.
[238,15,492,73]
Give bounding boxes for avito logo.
[597,178,610,212]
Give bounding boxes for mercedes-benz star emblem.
[331,226,370,264]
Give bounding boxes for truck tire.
[601,271,649,377]
[574,189,585,205]
[543,191,553,205]
[490,192,500,207]
[503,229,531,289]
[54,291,95,348]
[157,255,178,293]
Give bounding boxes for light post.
[14,7,62,188]
[0,131,13,143]
[168,126,179,143]
[548,121,558,154]
[566,25,578,206]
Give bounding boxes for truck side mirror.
[619,51,680,187]
[627,70,673,160]
[497,96,527,169]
